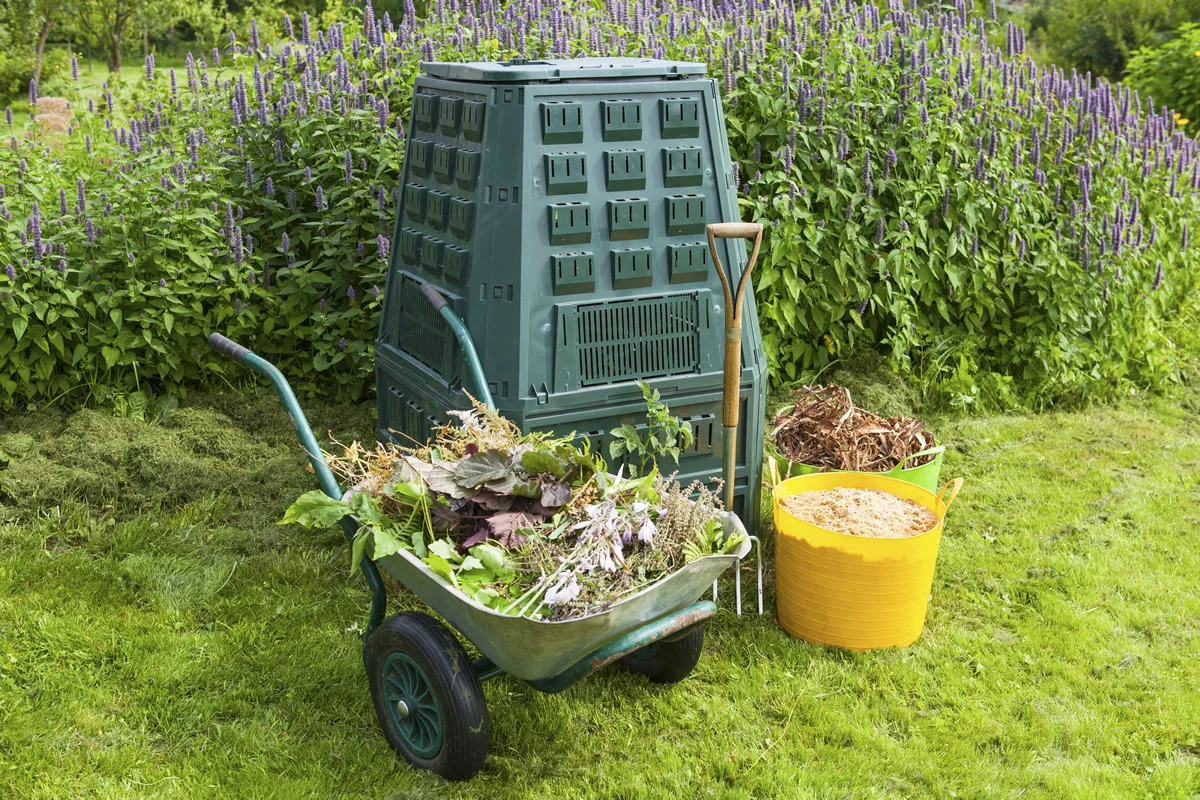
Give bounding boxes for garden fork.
[707,221,765,616]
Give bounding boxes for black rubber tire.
[366,612,489,781]
[620,625,705,684]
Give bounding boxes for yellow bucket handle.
[936,478,963,514]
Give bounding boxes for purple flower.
[76,177,86,212]
[874,218,885,245]
[281,232,290,253]
[85,219,96,245]
[5,107,11,126]
[29,79,37,106]
[377,234,390,260]
[4,264,14,281]
[71,55,79,81]
[344,149,353,185]
[1152,261,1163,290]
[59,187,68,216]
[283,14,294,38]
[338,337,347,351]
[304,165,312,183]
[347,285,356,300]
[265,177,275,198]
[858,297,869,316]
[544,573,581,606]
[159,278,167,287]
[245,160,254,187]
[251,18,261,50]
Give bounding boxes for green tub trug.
[773,445,945,494]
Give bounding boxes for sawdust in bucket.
[780,487,938,539]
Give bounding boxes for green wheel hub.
[382,653,443,759]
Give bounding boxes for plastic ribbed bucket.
[774,445,945,493]
[772,472,962,650]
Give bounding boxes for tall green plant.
[1,0,1197,413]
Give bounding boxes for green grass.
[1,383,1198,798]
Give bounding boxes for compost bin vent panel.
[557,293,705,389]
[398,275,454,376]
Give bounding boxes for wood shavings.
[771,384,937,472]
[781,488,938,539]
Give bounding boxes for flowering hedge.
[1,0,1198,412]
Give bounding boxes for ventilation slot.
[398,276,454,376]
[557,293,703,388]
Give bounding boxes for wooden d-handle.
[707,220,766,510]
[705,222,764,329]
[706,221,763,240]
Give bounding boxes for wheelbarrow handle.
[207,332,251,364]
[205,329,389,666]
[417,281,496,410]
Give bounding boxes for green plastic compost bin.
[376,57,767,530]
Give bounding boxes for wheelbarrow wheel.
[620,625,705,684]
[367,611,489,781]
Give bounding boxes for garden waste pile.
[771,385,937,472]
[282,401,744,621]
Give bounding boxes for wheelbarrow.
[206,293,750,780]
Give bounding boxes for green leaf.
[521,450,566,477]
[425,553,457,585]
[351,529,370,574]
[101,346,120,369]
[279,490,350,528]
[471,543,507,572]
[370,526,405,560]
[451,450,513,488]
[12,317,27,343]
[428,539,462,562]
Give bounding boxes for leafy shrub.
[1127,22,1200,133]
[1025,0,1200,81]
[0,0,1198,413]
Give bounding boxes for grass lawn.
[1,379,1198,798]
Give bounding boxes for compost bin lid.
[420,57,708,83]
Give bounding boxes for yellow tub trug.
[772,472,962,650]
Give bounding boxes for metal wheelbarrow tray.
[206,330,749,781]
[373,514,751,683]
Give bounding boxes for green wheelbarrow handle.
[206,332,389,668]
